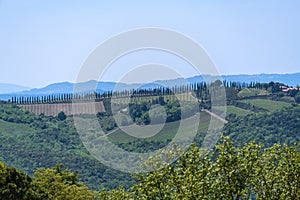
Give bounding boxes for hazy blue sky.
[0,0,299,88]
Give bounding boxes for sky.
[0,0,300,88]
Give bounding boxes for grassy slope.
[0,119,34,136]
[240,99,292,112]
[106,112,211,143]
[215,106,252,117]
[238,88,269,98]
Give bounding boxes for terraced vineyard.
[20,101,105,116]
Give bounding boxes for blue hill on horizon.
[0,72,299,101]
[0,83,31,94]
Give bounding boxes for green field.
[215,106,252,117]
[238,88,269,98]
[75,112,212,145]
[279,96,296,103]
[240,99,292,112]
[0,119,34,137]
[106,112,211,143]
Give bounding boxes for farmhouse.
[280,85,300,93]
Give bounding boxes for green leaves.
[101,137,300,199]
[0,162,97,200]
[32,165,96,200]
[254,144,300,199]
[0,162,36,200]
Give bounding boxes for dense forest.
[224,107,300,147]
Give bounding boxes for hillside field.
[237,88,269,98]
[215,106,253,117]
[239,99,292,112]
[106,112,211,143]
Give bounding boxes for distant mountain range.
[0,83,31,94]
[0,72,299,101]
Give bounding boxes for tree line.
[10,80,300,105]
[10,80,274,105]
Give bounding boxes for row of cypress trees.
[10,81,269,104]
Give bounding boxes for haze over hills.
[0,72,299,101]
[0,83,31,94]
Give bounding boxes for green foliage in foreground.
[0,163,96,200]
[32,166,96,199]
[100,136,300,199]
[0,162,34,200]
[1,137,300,199]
